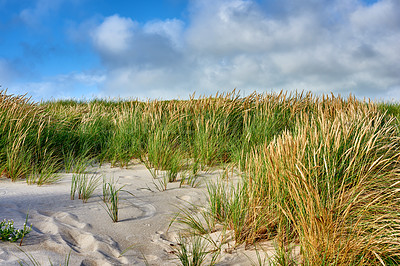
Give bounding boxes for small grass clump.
[70,172,101,203]
[102,178,122,222]
[175,234,209,266]
[102,178,134,222]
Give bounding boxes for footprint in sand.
[176,191,201,204]
[62,230,98,251]
[53,212,89,229]
[34,216,59,234]
[130,198,157,221]
[32,210,127,264]
[58,227,126,264]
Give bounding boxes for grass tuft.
[101,177,134,222]
[70,172,101,203]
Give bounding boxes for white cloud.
[351,0,400,33]
[187,0,273,54]
[91,15,136,55]
[91,15,185,70]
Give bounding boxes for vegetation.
[101,177,134,222]
[0,212,31,245]
[70,172,102,203]
[175,234,209,266]
[17,248,71,266]
[1,89,400,264]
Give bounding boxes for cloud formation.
[85,0,399,100]
[92,15,136,56]
[5,0,398,101]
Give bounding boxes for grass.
[102,178,122,222]
[70,172,101,203]
[176,98,400,264]
[17,248,71,266]
[175,234,209,266]
[27,148,62,185]
[1,89,400,265]
[63,149,95,174]
[101,177,135,222]
[102,179,122,222]
[152,173,170,191]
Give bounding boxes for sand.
[0,163,276,265]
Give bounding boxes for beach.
[0,163,270,265]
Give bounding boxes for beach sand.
[0,163,276,265]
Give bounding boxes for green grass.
[101,178,132,222]
[1,89,400,265]
[70,172,101,203]
[175,234,209,266]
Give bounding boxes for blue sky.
[0,0,399,101]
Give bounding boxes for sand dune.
[0,163,272,265]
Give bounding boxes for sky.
[0,0,399,102]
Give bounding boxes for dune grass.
[175,234,209,266]
[70,172,101,203]
[1,89,400,264]
[102,177,127,222]
[174,97,400,265]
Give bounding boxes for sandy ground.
[0,163,278,265]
